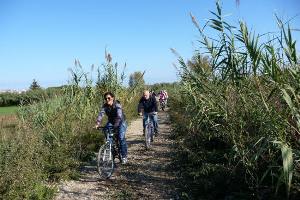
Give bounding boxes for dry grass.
[0,115,17,138]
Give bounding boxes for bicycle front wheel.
[161,101,166,110]
[145,124,152,149]
[97,142,114,179]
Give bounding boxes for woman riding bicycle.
[138,90,159,136]
[159,90,168,106]
[95,91,128,164]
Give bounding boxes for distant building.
[0,89,27,94]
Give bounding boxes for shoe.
[121,157,128,164]
[154,130,159,137]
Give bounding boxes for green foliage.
[96,50,126,96]
[128,71,145,88]
[29,79,41,90]
[170,1,300,199]
[148,82,178,98]
[0,86,64,107]
[0,127,55,199]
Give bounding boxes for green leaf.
[281,144,293,197]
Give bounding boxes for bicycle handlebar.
[138,112,157,116]
[95,125,114,130]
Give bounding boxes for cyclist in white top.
[159,90,168,106]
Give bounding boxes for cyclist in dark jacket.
[95,91,128,164]
[138,90,159,135]
[151,90,157,97]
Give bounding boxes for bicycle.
[96,125,121,179]
[144,112,156,149]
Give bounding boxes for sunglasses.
[105,96,112,101]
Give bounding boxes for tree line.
[0,83,65,107]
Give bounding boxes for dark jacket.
[138,96,158,113]
[96,100,125,128]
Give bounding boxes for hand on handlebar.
[138,112,157,116]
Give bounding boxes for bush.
[170,1,300,199]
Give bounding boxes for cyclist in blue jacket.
[95,91,128,164]
[138,90,159,136]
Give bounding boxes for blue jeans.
[105,122,128,159]
[143,113,158,133]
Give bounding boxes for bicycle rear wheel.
[97,142,114,179]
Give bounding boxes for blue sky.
[0,0,299,90]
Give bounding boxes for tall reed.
[171,1,299,199]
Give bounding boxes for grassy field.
[0,106,18,115]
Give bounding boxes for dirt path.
[55,110,178,200]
